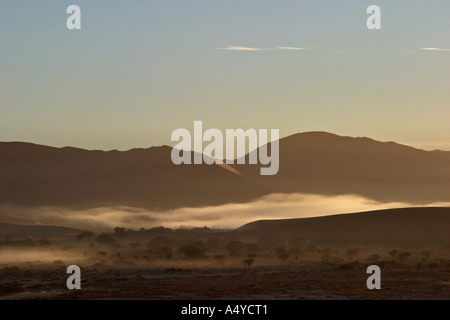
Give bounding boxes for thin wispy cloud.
[219,46,264,51]
[218,46,308,51]
[422,47,450,52]
[275,46,306,51]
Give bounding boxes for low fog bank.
[0,247,85,265]
[0,193,449,232]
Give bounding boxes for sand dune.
[232,207,450,245]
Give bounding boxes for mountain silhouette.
[233,132,450,203]
[0,143,268,209]
[0,132,449,209]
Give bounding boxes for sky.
[1,0,449,151]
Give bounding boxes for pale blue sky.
[1,1,449,150]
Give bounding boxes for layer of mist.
[1,193,449,231]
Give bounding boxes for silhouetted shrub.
[242,259,254,267]
[367,254,381,261]
[229,250,239,258]
[178,245,206,259]
[160,246,172,259]
[258,237,284,250]
[345,248,360,259]
[39,238,51,246]
[96,234,117,245]
[76,231,94,240]
[276,247,290,260]
[206,237,220,249]
[422,250,431,262]
[399,252,411,262]
[147,236,173,248]
[388,250,399,260]
[113,227,128,239]
[226,241,244,254]
[428,262,439,271]
[289,237,306,250]
[246,243,259,253]
[129,242,142,249]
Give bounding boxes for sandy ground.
[1,264,449,300]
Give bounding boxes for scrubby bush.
[366,254,381,261]
[129,242,142,249]
[242,259,254,267]
[345,248,360,260]
[178,245,206,259]
[96,234,117,245]
[159,246,172,259]
[399,252,411,262]
[388,250,399,260]
[226,241,244,253]
[76,231,94,240]
[276,247,290,260]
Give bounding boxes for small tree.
[147,236,173,249]
[113,227,127,239]
[247,253,258,259]
[345,248,360,260]
[214,254,225,261]
[388,249,399,260]
[367,254,381,261]
[129,242,142,249]
[421,250,431,262]
[39,239,51,246]
[178,245,206,259]
[242,259,254,267]
[160,246,172,259]
[289,237,306,250]
[76,231,94,240]
[428,262,439,272]
[258,237,284,250]
[246,243,259,253]
[96,234,117,245]
[206,237,220,250]
[226,241,244,254]
[276,247,290,260]
[399,252,411,263]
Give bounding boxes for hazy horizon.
[1,130,450,152]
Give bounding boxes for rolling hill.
[0,143,268,209]
[0,222,85,240]
[0,132,449,210]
